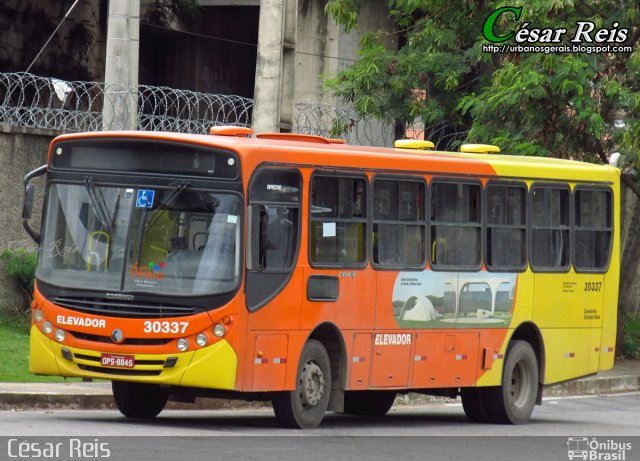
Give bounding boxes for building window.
[574,188,612,272]
[486,182,527,271]
[430,181,481,269]
[372,178,426,268]
[310,175,367,266]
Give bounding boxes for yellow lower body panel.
[541,328,602,385]
[29,326,238,390]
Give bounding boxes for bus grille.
[77,364,162,376]
[71,331,172,346]
[53,296,201,319]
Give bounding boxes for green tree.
[325,0,640,184]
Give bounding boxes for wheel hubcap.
[510,361,530,407]
[299,361,325,408]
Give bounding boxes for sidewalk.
[0,360,638,411]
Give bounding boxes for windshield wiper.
[144,181,190,232]
[83,176,113,233]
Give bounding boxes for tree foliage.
[325,0,640,175]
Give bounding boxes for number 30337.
[143,321,189,334]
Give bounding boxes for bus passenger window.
[531,186,570,271]
[574,188,612,271]
[486,183,527,271]
[372,178,426,269]
[430,181,481,269]
[310,175,367,266]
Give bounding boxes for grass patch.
[0,315,78,382]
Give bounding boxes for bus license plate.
[100,354,135,369]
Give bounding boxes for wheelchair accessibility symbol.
[136,189,155,208]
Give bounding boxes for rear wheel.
[112,381,169,419]
[486,340,539,424]
[344,391,396,417]
[272,339,331,428]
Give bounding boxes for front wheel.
[272,339,331,429]
[112,381,169,419]
[486,340,539,424]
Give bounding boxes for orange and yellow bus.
[23,127,619,428]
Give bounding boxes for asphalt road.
[1,393,639,461]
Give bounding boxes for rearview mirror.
[22,164,47,244]
[22,184,34,220]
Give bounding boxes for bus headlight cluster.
[33,309,44,323]
[54,329,66,342]
[213,323,226,338]
[176,338,189,352]
[196,333,208,347]
[42,321,54,334]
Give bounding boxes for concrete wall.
[0,0,106,81]
[0,127,52,313]
[293,0,397,145]
[294,0,396,104]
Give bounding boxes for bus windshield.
[37,183,242,297]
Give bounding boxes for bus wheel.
[112,381,169,419]
[460,388,491,423]
[344,391,396,417]
[272,339,331,429]
[487,340,539,424]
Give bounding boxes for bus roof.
[50,130,619,184]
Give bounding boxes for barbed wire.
[294,102,395,147]
[0,73,466,150]
[294,102,468,150]
[0,72,253,133]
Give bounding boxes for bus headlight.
[196,333,208,347]
[55,329,66,342]
[213,323,225,338]
[42,321,54,334]
[176,338,189,352]
[33,310,44,323]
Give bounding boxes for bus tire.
[272,339,331,429]
[344,391,396,417]
[460,388,492,423]
[112,381,169,419]
[486,340,539,424]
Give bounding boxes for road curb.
[544,375,640,397]
[1,375,637,411]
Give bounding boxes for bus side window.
[574,188,612,272]
[263,206,297,270]
[530,185,570,271]
[430,181,481,270]
[486,182,527,271]
[372,178,426,269]
[310,175,367,267]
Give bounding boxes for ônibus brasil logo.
[482,6,631,54]
[567,437,632,461]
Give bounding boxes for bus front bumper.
[29,326,238,390]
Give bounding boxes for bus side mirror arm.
[22,165,47,244]
[246,204,265,271]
